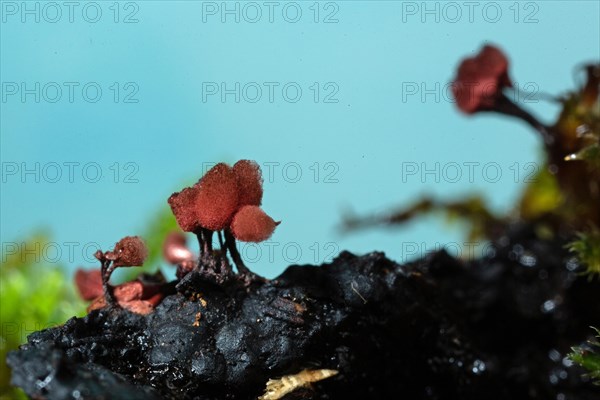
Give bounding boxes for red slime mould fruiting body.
[166,160,280,284]
[452,44,512,114]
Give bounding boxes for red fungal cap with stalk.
[230,205,279,243]
[452,45,512,114]
[233,160,264,207]
[168,186,200,232]
[113,236,148,267]
[196,163,240,231]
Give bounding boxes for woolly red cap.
[230,205,279,243]
[74,269,103,301]
[168,186,200,232]
[452,45,512,114]
[196,163,240,230]
[113,236,148,267]
[233,160,263,207]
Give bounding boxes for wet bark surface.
[7,223,600,399]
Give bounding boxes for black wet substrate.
[7,224,600,399]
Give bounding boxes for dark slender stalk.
[506,85,560,104]
[492,94,555,147]
[202,229,213,254]
[223,230,266,285]
[217,231,225,250]
[194,228,214,257]
[223,229,248,274]
[194,228,205,257]
[101,260,116,306]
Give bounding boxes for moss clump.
[570,328,600,384]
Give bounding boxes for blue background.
[1,0,599,277]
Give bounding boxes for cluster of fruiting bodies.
[167,160,279,282]
[75,161,279,314]
[76,236,161,315]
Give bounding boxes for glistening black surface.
[7,224,600,399]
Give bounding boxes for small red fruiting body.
[167,160,278,243]
[163,232,195,264]
[89,236,152,312]
[452,45,512,114]
[231,205,279,243]
[166,160,280,282]
[74,269,103,301]
[75,269,164,315]
[111,236,148,267]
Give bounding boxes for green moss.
[570,328,600,384]
[518,165,563,220]
[0,234,87,398]
[567,229,600,278]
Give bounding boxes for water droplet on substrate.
[35,375,52,390]
[541,300,556,313]
[566,257,580,272]
[548,349,561,362]
[562,357,574,368]
[519,252,537,267]
[549,368,569,385]
[471,359,486,375]
[559,370,568,379]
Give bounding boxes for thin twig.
[351,281,367,304]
